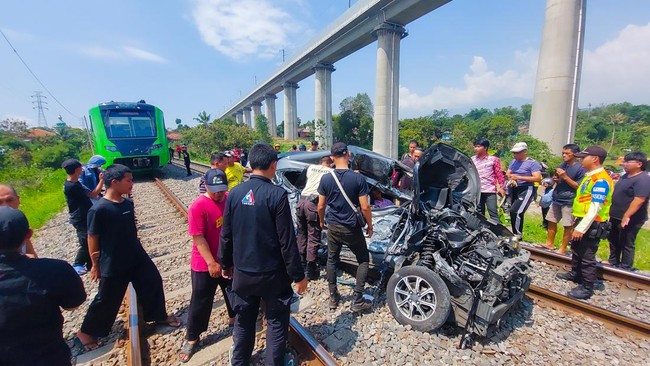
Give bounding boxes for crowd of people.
[467,138,649,300]
[0,136,648,365]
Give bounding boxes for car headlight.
[105,145,118,152]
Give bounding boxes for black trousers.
[185,162,191,175]
[228,288,292,366]
[80,257,167,337]
[478,193,499,221]
[72,225,92,270]
[186,270,235,341]
[608,218,643,269]
[510,186,535,236]
[571,235,600,285]
[296,198,321,263]
[541,206,550,229]
[326,223,369,300]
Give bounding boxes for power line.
[0,28,81,120]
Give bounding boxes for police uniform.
[565,166,613,298]
[218,175,304,366]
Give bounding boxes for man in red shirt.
[179,169,234,363]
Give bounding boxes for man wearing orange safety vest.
[556,146,613,300]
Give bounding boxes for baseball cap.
[204,169,228,193]
[575,145,607,159]
[511,142,528,153]
[331,142,348,157]
[0,206,29,249]
[87,155,107,169]
[223,151,233,158]
[61,159,82,170]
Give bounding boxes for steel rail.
[527,284,650,338]
[126,283,142,366]
[170,160,211,174]
[521,243,650,291]
[153,177,338,365]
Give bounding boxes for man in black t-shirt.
[218,143,307,366]
[608,152,650,270]
[542,144,586,254]
[0,206,86,366]
[62,159,104,275]
[75,164,181,351]
[317,142,373,313]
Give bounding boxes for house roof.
[26,128,56,138]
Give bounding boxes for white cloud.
[191,0,305,60]
[399,22,650,115]
[399,50,537,114]
[78,45,167,63]
[580,22,650,106]
[1,28,35,43]
[122,46,167,63]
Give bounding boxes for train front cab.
[89,102,169,171]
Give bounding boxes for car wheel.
[387,265,451,332]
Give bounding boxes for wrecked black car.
[273,143,531,339]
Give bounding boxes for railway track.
[522,243,650,291]
[170,159,210,175]
[148,177,338,366]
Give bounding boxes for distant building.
[167,132,182,141]
[25,128,56,139]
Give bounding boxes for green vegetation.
[522,213,649,271]
[0,118,90,229]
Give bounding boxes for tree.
[0,118,28,136]
[607,112,627,154]
[255,115,272,143]
[194,111,212,125]
[333,93,374,148]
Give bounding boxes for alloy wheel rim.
[394,275,437,321]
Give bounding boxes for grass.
[18,169,68,229]
[521,213,650,271]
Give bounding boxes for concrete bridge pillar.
[283,82,299,140]
[372,23,407,160]
[314,63,335,149]
[264,94,277,137]
[251,101,262,128]
[236,110,244,125]
[529,0,585,154]
[243,107,252,128]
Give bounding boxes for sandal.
[157,314,182,328]
[178,341,197,363]
[71,336,103,355]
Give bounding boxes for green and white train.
[88,100,169,170]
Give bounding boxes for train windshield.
[103,110,156,138]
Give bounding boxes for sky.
[1,0,649,129]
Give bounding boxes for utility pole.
[281,49,286,62]
[31,91,48,127]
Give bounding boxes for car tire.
[387,265,451,332]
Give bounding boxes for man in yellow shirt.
[556,146,613,300]
[224,151,251,191]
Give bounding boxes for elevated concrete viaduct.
[218,0,451,157]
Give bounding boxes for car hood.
[413,143,480,210]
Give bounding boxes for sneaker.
[350,298,372,313]
[328,293,340,310]
[556,271,580,283]
[568,284,593,300]
[74,266,88,275]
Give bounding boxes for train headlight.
[151,144,163,150]
[105,145,118,152]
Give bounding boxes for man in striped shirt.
[471,139,505,221]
